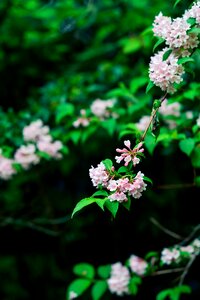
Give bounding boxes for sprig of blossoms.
[107,262,130,296]
[150,1,200,93]
[89,140,147,204]
[0,119,64,180]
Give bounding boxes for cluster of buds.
[0,120,63,180]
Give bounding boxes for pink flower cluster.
[89,140,147,202]
[0,120,63,180]
[108,171,147,202]
[73,98,118,128]
[129,255,148,276]
[89,162,110,187]
[149,48,184,93]
[107,262,130,296]
[115,140,144,167]
[161,238,200,265]
[150,1,200,93]
[90,98,117,119]
[0,152,16,180]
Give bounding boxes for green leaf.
[97,265,111,279]
[163,49,172,61]
[92,191,108,198]
[143,176,153,184]
[129,276,142,295]
[146,81,154,94]
[118,166,129,173]
[66,279,91,300]
[194,176,200,187]
[153,38,165,52]
[102,159,113,171]
[156,289,171,300]
[179,138,195,156]
[145,251,159,260]
[178,57,194,65]
[188,27,200,35]
[73,263,95,279]
[71,198,99,217]
[70,130,81,144]
[104,200,119,218]
[101,118,117,136]
[186,17,196,26]
[191,146,200,168]
[173,0,182,7]
[144,132,157,155]
[56,103,74,123]
[91,280,107,300]
[95,198,107,211]
[122,196,131,211]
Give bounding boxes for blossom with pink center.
[128,171,147,199]
[73,109,90,128]
[14,144,40,170]
[90,98,116,119]
[161,248,180,265]
[107,262,130,296]
[129,255,148,276]
[37,140,63,159]
[23,120,50,142]
[0,153,16,180]
[89,162,110,187]
[115,140,144,167]
[149,48,184,93]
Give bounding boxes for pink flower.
[115,140,144,167]
[14,144,40,170]
[149,48,184,93]
[159,100,181,117]
[129,255,148,276]
[90,98,116,119]
[128,171,147,199]
[0,153,16,180]
[89,162,110,187]
[161,248,180,265]
[23,120,50,142]
[107,262,130,296]
[73,109,90,128]
[37,140,63,159]
[108,191,128,202]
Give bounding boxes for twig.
[156,183,195,189]
[140,92,168,142]
[178,224,200,246]
[150,217,183,240]
[151,268,184,276]
[179,254,197,286]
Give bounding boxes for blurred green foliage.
[0,0,200,299]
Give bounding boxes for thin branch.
[150,217,183,240]
[179,254,197,286]
[151,268,184,276]
[178,224,200,246]
[140,92,168,142]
